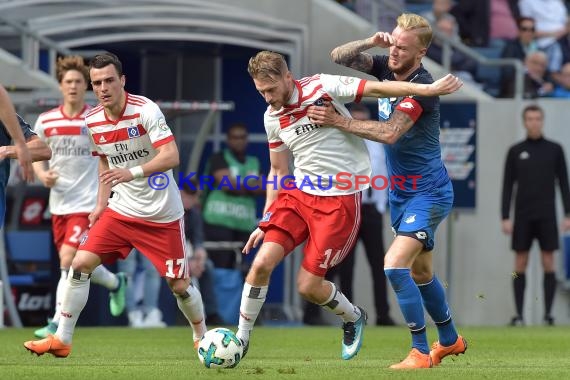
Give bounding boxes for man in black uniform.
[501,103,570,326]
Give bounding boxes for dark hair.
[522,104,544,119]
[517,16,535,28]
[89,52,123,76]
[227,122,248,135]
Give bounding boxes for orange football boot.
[24,335,71,358]
[430,335,467,365]
[389,348,432,369]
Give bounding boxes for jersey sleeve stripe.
[152,135,174,148]
[354,79,367,103]
[269,141,284,149]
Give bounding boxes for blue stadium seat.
[5,230,52,286]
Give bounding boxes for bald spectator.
[502,51,554,98]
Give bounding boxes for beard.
[388,57,416,77]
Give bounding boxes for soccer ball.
[197,328,243,369]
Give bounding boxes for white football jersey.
[85,93,183,223]
[264,73,371,195]
[34,105,98,215]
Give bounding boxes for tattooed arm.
[306,104,414,145]
[330,32,395,74]
[337,110,415,144]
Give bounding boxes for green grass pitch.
[2,326,570,379]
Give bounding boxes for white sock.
[90,265,119,290]
[320,281,360,322]
[236,283,268,344]
[175,282,206,342]
[55,269,91,344]
[51,269,69,324]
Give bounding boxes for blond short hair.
[396,13,433,49]
[247,51,289,81]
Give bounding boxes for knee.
[248,259,273,282]
[71,252,99,274]
[169,278,190,296]
[297,281,313,300]
[411,269,432,284]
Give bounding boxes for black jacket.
[502,137,570,220]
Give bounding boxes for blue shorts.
[389,181,453,251]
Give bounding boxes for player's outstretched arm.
[0,135,51,162]
[363,74,462,98]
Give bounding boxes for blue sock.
[385,268,429,354]
[418,275,458,346]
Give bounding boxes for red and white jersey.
[34,105,98,215]
[86,92,183,223]
[265,73,371,195]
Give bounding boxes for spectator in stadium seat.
[450,0,519,47]
[421,0,454,25]
[501,51,555,98]
[501,104,570,326]
[24,52,207,357]
[236,49,461,363]
[426,13,479,84]
[325,12,467,368]
[499,17,539,97]
[354,0,406,32]
[549,62,570,97]
[556,20,570,68]
[32,56,128,338]
[519,0,568,73]
[202,123,264,269]
[0,84,36,200]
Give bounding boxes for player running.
[32,56,127,338]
